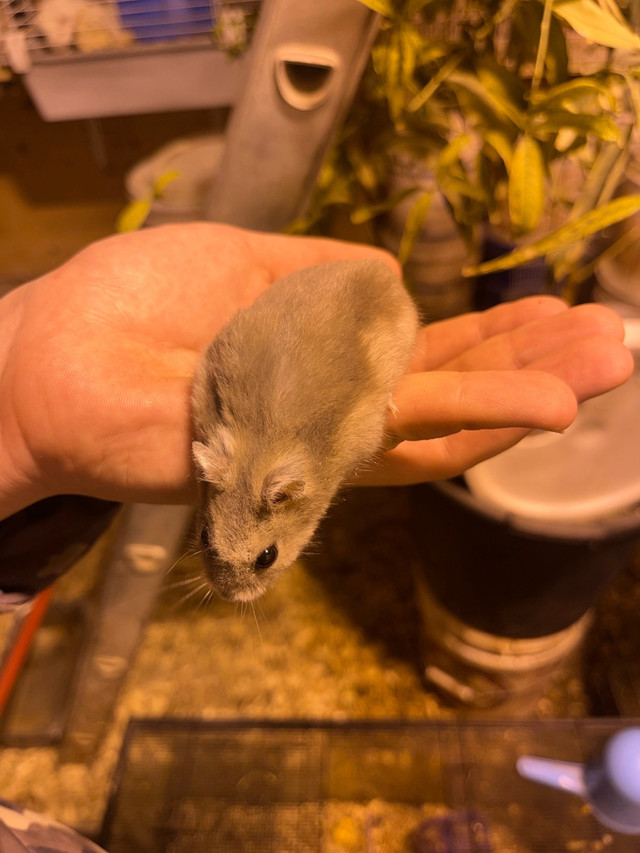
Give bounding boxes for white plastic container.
[411,319,640,711]
[125,133,225,225]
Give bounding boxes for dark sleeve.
[0,496,121,608]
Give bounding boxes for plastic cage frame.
[0,0,259,118]
[101,716,640,853]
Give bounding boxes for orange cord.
[0,586,55,716]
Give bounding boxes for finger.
[386,370,577,444]
[361,334,635,487]
[441,302,627,373]
[356,426,533,485]
[408,295,569,371]
[522,334,634,402]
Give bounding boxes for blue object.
[117,0,214,41]
[586,727,640,834]
[411,810,493,852]
[517,727,640,835]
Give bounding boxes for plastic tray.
[101,717,640,852]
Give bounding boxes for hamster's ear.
[192,440,231,486]
[262,465,306,509]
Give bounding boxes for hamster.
[191,258,419,602]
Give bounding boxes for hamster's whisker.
[250,600,264,646]
[255,598,267,624]
[306,530,325,553]
[164,551,187,576]
[163,574,205,591]
[173,579,211,610]
[164,547,203,577]
[195,586,214,612]
[357,452,385,476]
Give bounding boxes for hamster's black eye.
[254,545,278,571]
[200,526,211,549]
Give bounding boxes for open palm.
[0,222,632,519]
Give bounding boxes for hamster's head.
[193,439,327,602]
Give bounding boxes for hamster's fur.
[191,258,419,601]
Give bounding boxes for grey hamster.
[191,258,419,601]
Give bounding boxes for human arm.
[0,222,633,519]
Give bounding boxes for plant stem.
[531,0,554,97]
[572,130,632,222]
[408,52,464,112]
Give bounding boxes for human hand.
[355,295,634,485]
[0,222,633,518]
[0,223,395,519]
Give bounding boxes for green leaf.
[398,191,433,265]
[436,133,472,172]
[400,25,422,89]
[440,176,489,203]
[418,40,451,65]
[554,128,579,152]
[463,194,640,275]
[350,187,419,223]
[449,71,525,128]
[436,135,490,204]
[318,175,354,207]
[476,57,527,113]
[370,43,389,77]
[483,130,514,170]
[509,134,546,236]
[408,52,463,112]
[529,77,616,111]
[283,216,312,235]
[116,199,152,233]
[345,144,381,192]
[527,110,620,142]
[553,0,640,49]
[385,30,404,122]
[356,0,394,17]
[153,169,181,197]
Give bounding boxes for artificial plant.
[294,0,640,294]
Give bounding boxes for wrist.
[0,483,49,523]
[0,420,53,522]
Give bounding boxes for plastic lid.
[465,319,640,524]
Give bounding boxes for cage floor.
[101,717,640,853]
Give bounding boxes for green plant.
[293,0,640,292]
[116,169,180,233]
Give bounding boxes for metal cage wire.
[0,0,259,71]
